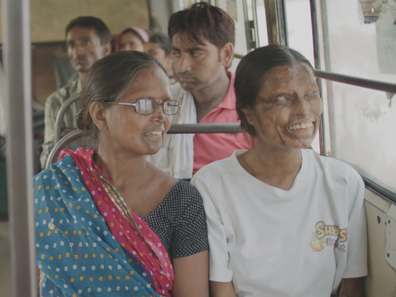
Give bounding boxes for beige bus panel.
[364,189,396,296]
[0,0,149,43]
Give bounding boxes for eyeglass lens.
[135,99,179,115]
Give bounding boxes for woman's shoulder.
[168,179,203,203]
[304,149,363,186]
[193,153,237,183]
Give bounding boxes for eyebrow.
[67,36,91,43]
[171,46,207,52]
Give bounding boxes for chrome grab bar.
[46,123,243,168]
[54,93,80,143]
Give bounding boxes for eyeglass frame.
[104,98,181,115]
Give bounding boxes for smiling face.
[242,62,323,150]
[171,33,232,92]
[119,32,145,52]
[66,26,109,74]
[97,66,172,156]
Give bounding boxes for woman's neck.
[239,144,302,190]
[95,145,153,190]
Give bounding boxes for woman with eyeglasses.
[34,51,209,297]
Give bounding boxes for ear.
[220,42,234,68]
[89,102,108,131]
[241,106,255,126]
[102,42,112,56]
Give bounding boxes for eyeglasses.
[106,98,180,115]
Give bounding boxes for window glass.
[321,0,396,193]
[285,0,315,66]
[251,0,269,47]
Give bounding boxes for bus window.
[254,0,269,47]
[318,0,396,193]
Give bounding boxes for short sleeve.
[191,172,234,282]
[171,184,209,258]
[344,173,368,278]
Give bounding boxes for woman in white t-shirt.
[191,45,367,297]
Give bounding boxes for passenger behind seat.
[114,27,149,52]
[39,16,111,169]
[147,2,254,179]
[145,33,176,84]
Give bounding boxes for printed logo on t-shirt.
[309,221,348,252]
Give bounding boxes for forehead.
[171,33,215,50]
[123,67,170,99]
[66,26,99,41]
[260,62,316,92]
[120,32,141,42]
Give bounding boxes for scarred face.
[242,62,323,150]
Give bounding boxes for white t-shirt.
[191,149,368,297]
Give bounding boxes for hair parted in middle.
[168,2,235,48]
[77,51,167,140]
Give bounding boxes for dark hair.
[77,51,167,140]
[149,33,172,56]
[65,16,111,45]
[235,45,314,137]
[168,2,235,48]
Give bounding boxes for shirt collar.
[217,71,236,110]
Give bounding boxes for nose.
[72,44,85,56]
[177,53,192,72]
[153,103,167,122]
[295,96,310,116]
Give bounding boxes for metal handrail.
[46,129,84,168]
[54,92,80,143]
[169,123,241,134]
[315,70,396,93]
[46,123,243,168]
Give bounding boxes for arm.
[337,277,364,297]
[210,281,237,297]
[40,95,60,168]
[171,251,209,297]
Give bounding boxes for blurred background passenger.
[145,33,175,83]
[35,51,209,297]
[192,45,368,297]
[115,26,149,52]
[40,16,111,169]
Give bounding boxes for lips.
[289,121,314,130]
[178,76,196,83]
[144,131,162,136]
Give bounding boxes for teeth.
[145,131,162,136]
[289,122,313,130]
